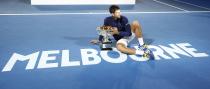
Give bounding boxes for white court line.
[173,0,210,11]
[153,0,188,12]
[0,11,210,16]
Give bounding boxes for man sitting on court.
[91,5,149,57]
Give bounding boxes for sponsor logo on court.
[1,42,209,72]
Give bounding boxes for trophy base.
[100,42,112,50]
[101,48,113,50]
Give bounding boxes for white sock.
[138,37,144,46]
[135,50,144,55]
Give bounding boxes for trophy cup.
[97,26,113,50]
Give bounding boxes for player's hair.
[109,5,120,14]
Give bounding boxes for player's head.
[109,5,121,18]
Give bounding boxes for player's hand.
[90,39,99,44]
[110,27,119,35]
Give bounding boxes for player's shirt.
[99,15,132,41]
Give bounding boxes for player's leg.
[131,20,144,46]
[130,20,150,51]
[130,20,151,57]
[116,39,144,55]
[116,43,136,55]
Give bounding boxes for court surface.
[0,0,210,89]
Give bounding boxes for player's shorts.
[116,32,135,47]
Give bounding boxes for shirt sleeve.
[119,17,132,37]
[104,17,109,26]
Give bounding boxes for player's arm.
[118,17,132,36]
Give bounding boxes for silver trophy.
[97,26,113,50]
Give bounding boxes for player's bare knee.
[132,20,140,27]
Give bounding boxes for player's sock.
[138,37,144,46]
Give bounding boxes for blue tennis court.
[0,0,210,89]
